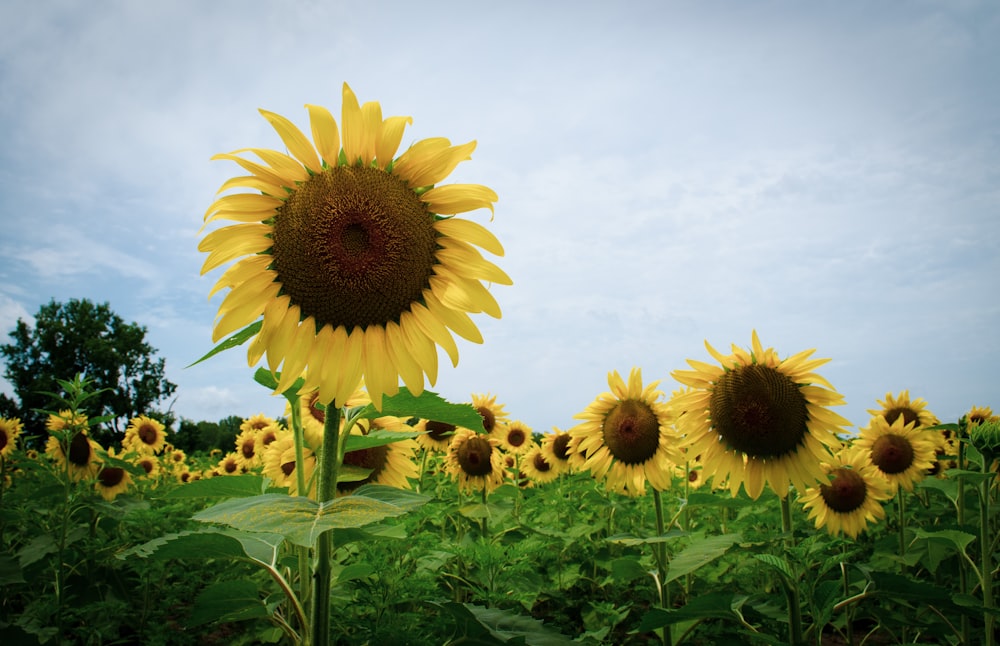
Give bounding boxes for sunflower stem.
[840,545,855,646]
[652,489,673,646]
[957,434,971,644]
[780,494,804,646]
[979,460,995,646]
[311,402,342,646]
[288,400,312,616]
[896,492,909,645]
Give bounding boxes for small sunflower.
[200,83,509,409]
[521,445,560,484]
[569,368,682,497]
[966,406,993,427]
[241,413,278,434]
[541,428,577,472]
[495,420,533,455]
[855,414,937,493]
[233,429,262,470]
[262,430,317,497]
[256,423,282,449]
[445,428,504,494]
[414,419,457,452]
[123,416,167,455]
[215,452,244,476]
[671,331,850,499]
[133,454,161,479]
[470,393,509,435]
[867,390,938,430]
[45,428,102,482]
[799,446,892,538]
[292,385,370,449]
[0,417,23,459]
[168,448,187,469]
[337,416,419,494]
[94,449,133,501]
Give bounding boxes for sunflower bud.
[968,419,1000,462]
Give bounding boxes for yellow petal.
[424,292,483,344]
[375,115,412,169]
[258,109,322,173]
[421,184,497,216]
[212,152,289,188]
[435,239,512,285]
[394,139,476,188]
[399,310,438,385]
[232,148,308,184]
[305,103,341,167]
[434,218,504,256]
[266,304,303,374]
[214,265,278,312]
[385,321,425,395]
[216,175,284,196]
[204,193,282,221]
[198,224,272,274]
[340,83,364,165]
[247,294,291,365]
[208,255,272,299]
[409,302,459,367]
[335,326,366,406]
[429,267,502,318]
[362,326,398,410]
[276,320,320,395]
[212,282,279,342]
[357,101,382,165]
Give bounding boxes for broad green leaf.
[431,601,576,645]
[336,563,375,585]
[253,367,305,398]
[164,474,270,498]
[636,592,749,630]
[916,477,959,503]
[943,468,996,486]
[752,553,795,583]
[0,554,25,585]
[909,527,976,573]
[121,528,284,567]
[686,492,752,509]
[344,429,421,452]
[665,533,740,584]
[356,388,484,429]
[610,557,647,583]
[193,485,428,547]
[187,320,262,367]
[186,579,270,627]
[606,530,685,546]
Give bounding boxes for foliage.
[0,298,177,443]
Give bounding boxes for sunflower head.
[445,428,504,494]
[856,414,938,493]
[200,83,509,410]
[415,419,456,452]
[124,415,167,455]
[800,446,892,538]
[0,417,22,459]
[867,390,938,430]
[95,463,133,501]
[496,420,533,455]
[969,418,1000,463]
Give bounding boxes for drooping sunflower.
[855,414,937,493]
[414,419,457,452]
[445,428,504,494]
[123,415,167,455]
[337,416,419,494]
[470,393,509,434]
[0,417,22,459]
[867,390,938,430]
[495,420,533,455]
[541,427,577,472]
[799,445,892,538]
[671,331,850,500]
[568,368,682,497]
[200,83,509,409]
[521,445,561,485]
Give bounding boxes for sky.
[0,0,997,436]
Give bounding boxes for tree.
[0,298,177,443]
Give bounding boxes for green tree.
[0,298,177,443]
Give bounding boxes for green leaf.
[356,388,484,429]
[253,367,305,399]
[665,533,740,584]
[335,563,375,585]
[943,468,996,486]
[164,474,269,498]
[431,602,576,645]
[610,557,648,583]
[908,527,976,574]
[636,592,749,630]
[0,554,25,585]
[186,579,270,627]
[685,492,751,509]
[121,528,284,567]
[344,429,421,452]
[187,320,262,368]
[192,485,429,547]
[752,553,795,583]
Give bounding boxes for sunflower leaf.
[343,429,421,452]
[636,592,749,630]
[253,367,305,398]
[664,533,741,584]
[163,474,271,498]
[186,579,271,627]
[355,388,484,430]
[186,320,262,368]
[120,527,284,567]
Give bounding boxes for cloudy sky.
[1,0,997,435]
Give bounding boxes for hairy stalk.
[288,401,312,628]
[311,403,342,646]
[781,495,804,646]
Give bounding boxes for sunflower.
[123,415,167,455]
[132,453,161,479]
[0,417,22,459]
[337,416,419,494]
[521,445,560,485]
[233,429,262,470]
[495,420,533,455]
[799,446,892,538]
[241,413,278,434]
[671,331,850,500]
[469,393,509,435]
[94,449,133,501]
[262,430,317,497]
[200,83,509,409]
[414,419,457,452]
[45,419,102,482]
[445,428,504,494]
[855,414,937,493]
[292,385,371,449]
[867,390,938,430]
[168,448,187,469]
[966,406,993,427]
[215,452,244,476]
[568,368,681,497]
[541,428,577,472]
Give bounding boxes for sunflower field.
[2,85,998,646]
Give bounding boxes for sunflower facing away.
[854,414,937,493]
[671,331,850,500]
[568,368,682,497]
[200,83,510,409]
[799,445,892,538]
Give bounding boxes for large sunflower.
[867,390,938,430]
[854,414,937,493]
[799,446,892,538]
[0,417,22,459]
[568,368,682,497]
[671,331,850,500]
[200,83,509,408]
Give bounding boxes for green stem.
[288,402,312,619]
[980,468,995,646]
[311,403,342,646]
[652,489,673,646]
[841,546,854,646]
[956,441,971,644]
[780,495,804,646]
[896,492,909,645]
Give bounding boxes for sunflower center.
[241,440,256,460]
[260,430,277,446]
[224,459,239,474]
[870,433,914,474]
[426,421,456,442]
[506,427,527,448]
[551,434,571,461]
[271,166,437,330]
[0,432,7,450]
[709,364,809,459]
[339,446,389,492]
[281,459,296,477]
[68,433,92,467]
[532,453,552,472]
[602,399,661,466]
[819,467,867,513]
[138,423,158,445]
[457,436,494,476]
[477,406,497,433]
[884,407,919,428]
[98,467,126,488]
[139,459,154,474]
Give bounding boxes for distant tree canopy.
[174,415,245,454]
[0,298,178,443]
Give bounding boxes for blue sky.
[1,0,997,434]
